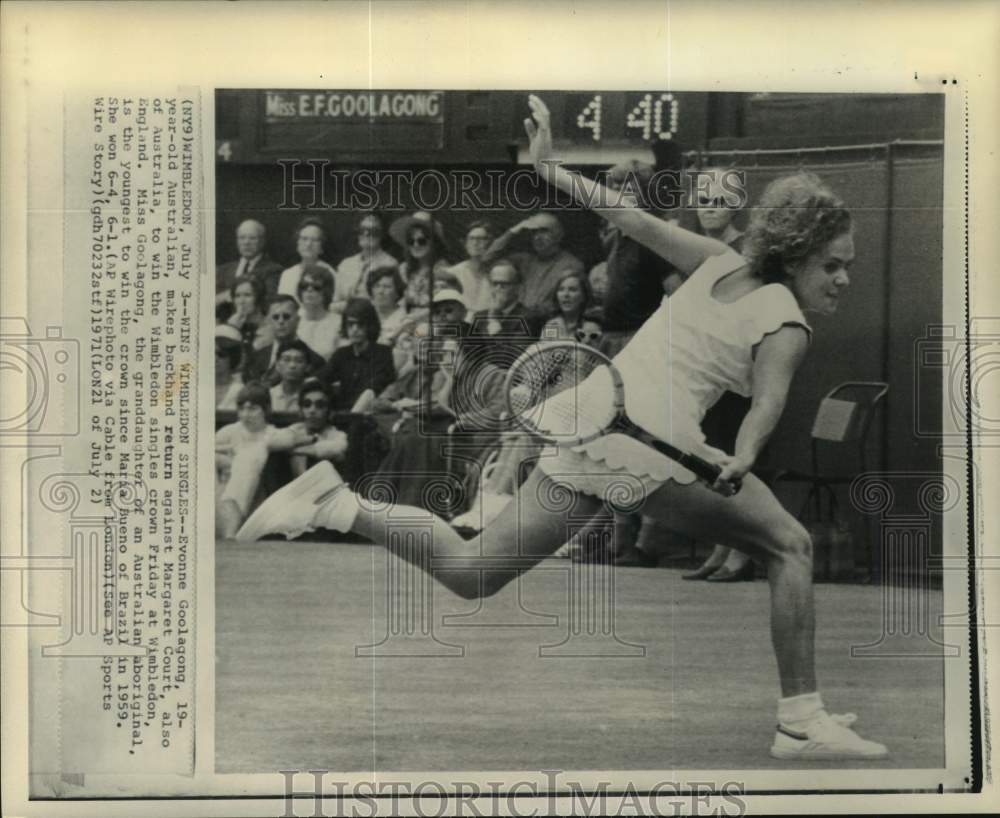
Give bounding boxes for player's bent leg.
[640,474,887,759]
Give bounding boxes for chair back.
[810,382,888,473]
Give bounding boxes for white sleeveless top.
[538,250,810,484]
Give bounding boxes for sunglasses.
[408,235,429,247]
[300,398,329,409]
[300,281,323,291]
[575,329,603,343]
[697,197,727,208]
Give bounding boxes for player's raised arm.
[524,95,728,275]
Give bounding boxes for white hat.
[432,288,467,310]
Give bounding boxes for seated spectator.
[389,211,451,312]
[588,261,609,305]
[431,288,470,336]
[216,218,284,303]
[363,331,505,514]
[371,323,447,414]
[468,261,539,368]
[215,325,245,411]
[287,379,349,477]
[575,307,605,349]
[227,275,268,357]
[269,339,313,414]
[215,382,315,538]
[320,297,396,412]
[278,217,336,296]
[333,212,399,312]
[296,264,342,361]
[244,294,325,386]
[368,266,412,350]
[540,270,592,341]
[448,220,495,314]
[480,211,584,316]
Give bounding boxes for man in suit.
[216,219,284,303]
[467,261,539,369]
[244,295,325,386]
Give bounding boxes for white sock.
[313,487,359,533]
[777,691,824,729]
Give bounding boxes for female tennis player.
[238,95,887,760]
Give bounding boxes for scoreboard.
[216,90,710,165]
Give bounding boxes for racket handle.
[677,453,742,497]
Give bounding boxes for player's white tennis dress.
[535,249,811,501]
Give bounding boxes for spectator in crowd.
[600,159,680,358]
[693,167,745,250]
[468,261,539,366]
[227,275,268,354]
[334,213,398,312]
[215,382,315,538]
[431,288,470,335]
[245,294,325,386]
[576,306,605,349]
[371,323,447,415]
[389,211,451,313]
[448,220,495,313]
[320,297,396,412]
[287,379,349,478]
[216,219,284,303]
[481,211,584,316]
[368,265,411,344]
[296,264,342,361]
[278,217,336,296]
[588,261,609,306]
[365,331,505,513]
[540,271,592,340]
[269,339,314,414]
[215,325,245,411]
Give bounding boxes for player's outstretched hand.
[524,94,554,170]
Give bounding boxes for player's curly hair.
[743,172,852,284]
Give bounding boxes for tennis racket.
[504,340,741,496]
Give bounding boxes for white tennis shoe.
[770,711,888,760]
[236,461,347,542]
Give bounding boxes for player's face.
[236,222,264,258]
[556,276,585,315]
[233,281,257,314]
[577,320,603,348]
[268,304,299,339]
[297,225,325,262]
[407,227,431,261]
[371,276,399,308]
[789,232,855,315]
[465,227,491,260]
[237,401,267,433]
[357,216,383,253]
[276,350,308,381]
[300,391,329,432]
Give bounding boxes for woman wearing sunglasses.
[296,264,342,362]
[389,211,452,314]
